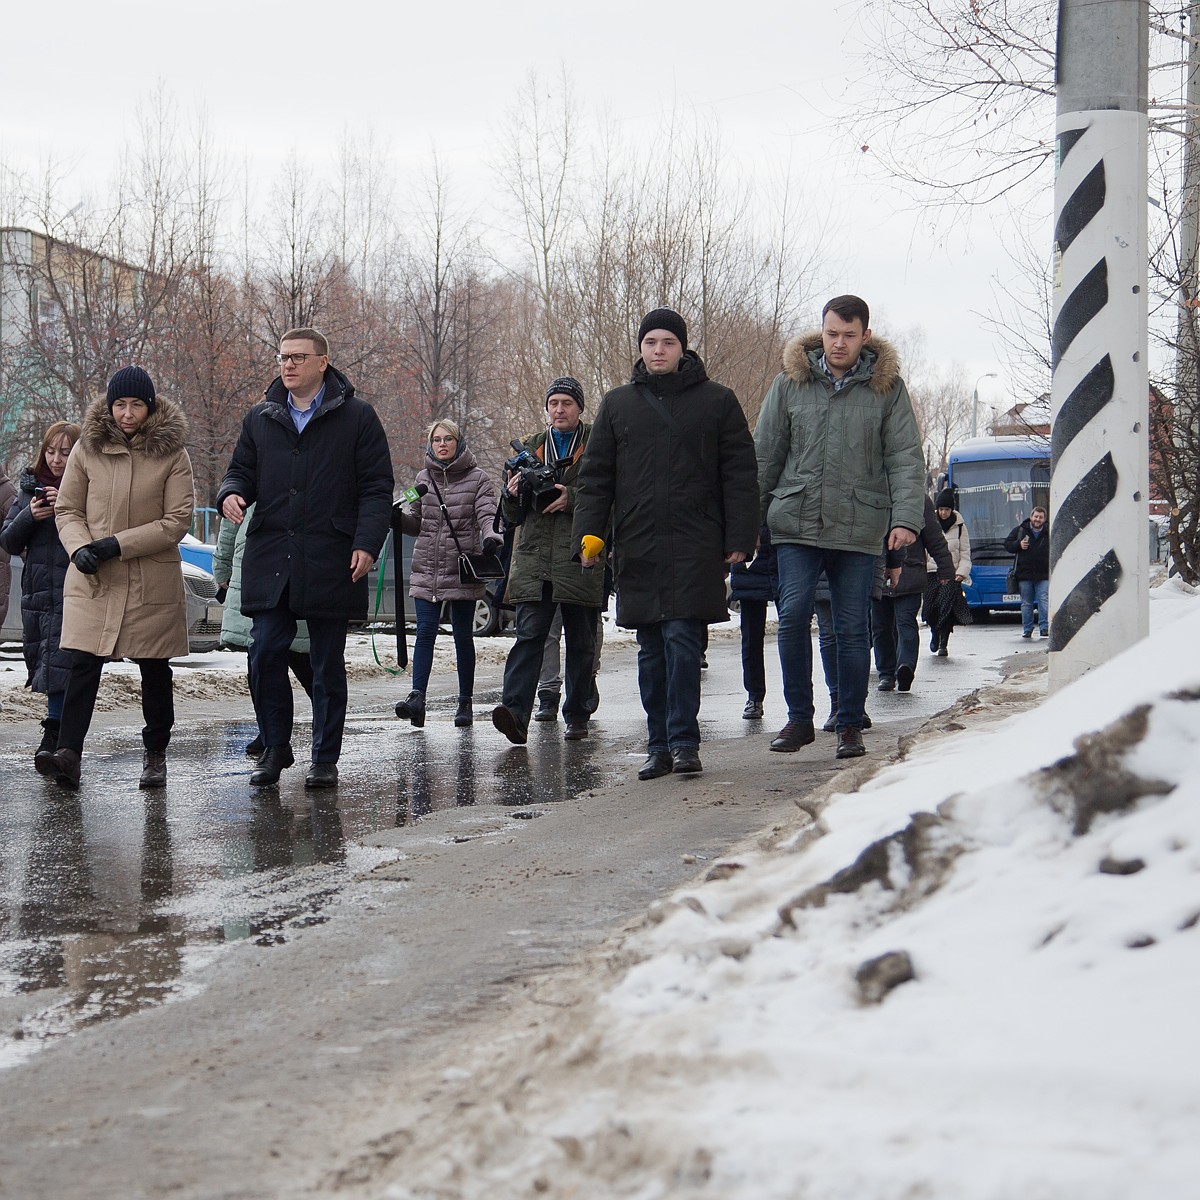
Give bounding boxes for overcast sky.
[1,0,1036,414]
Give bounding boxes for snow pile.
[421,597,1198,1200]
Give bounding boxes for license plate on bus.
[1002,593,1020,604]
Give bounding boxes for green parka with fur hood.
[754,332,926,556]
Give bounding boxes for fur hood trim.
[80,395,189,457]
[781,331,901,395]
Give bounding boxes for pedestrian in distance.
[212,506,315,760]
[394,419,499,729]
[218,328,394,789]
[729,525,777,721]
[873,495,954,694]
[754,294,927,760]
[492,376,605,745]
[0,420,82,770]
[1004,505,1050,639]
[926,487,973,656]
[50,367,194,790]
[573,307,759,780]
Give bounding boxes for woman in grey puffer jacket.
[393,420,498,727]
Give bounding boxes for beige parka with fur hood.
[56,396,194,659]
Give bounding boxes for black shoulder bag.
[427,474,504,583]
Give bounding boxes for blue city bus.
[944,435,1051,614]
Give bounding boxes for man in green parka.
[492,377,605,745]
[754,294,926,761]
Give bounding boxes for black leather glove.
[72,546,101,575]
[482,537,502,557]
[89,536,121,562]
[214,585,228,604]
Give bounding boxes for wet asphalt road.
[0,619,1035,1071]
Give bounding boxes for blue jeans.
[1020,578,1049,635]
[636,618,705,753]
[873,592,922,680]
[776,545,876,731]
[412,598,476,697]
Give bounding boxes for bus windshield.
[950,457,1050,560]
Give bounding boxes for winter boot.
[34,719,60,775]
[454,696,474,727]
[245,733,265,758]
[51,748,82,790]
[394,690,426,728]
[532,691,560,722]
[139,750,167,789]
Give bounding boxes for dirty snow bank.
[378,585,1200,1200]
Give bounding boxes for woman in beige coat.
[47,366,194,790]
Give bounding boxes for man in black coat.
[1004,505,1050,639]
[573,308,759,780]
[218,328,394,788]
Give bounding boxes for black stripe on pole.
[1051,355,1114,457]
[1052,258,1108,368]
[1054,161,1106,255]
[1050,548,1123,649]
[1057,126,1088,165]
[1050,451,1120,568]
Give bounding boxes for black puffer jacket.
[0,468,72,694]
[573,351,759,628]
[217,366,394,620]
[1003,518,1050,582]
[883,495,954,596]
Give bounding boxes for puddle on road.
[0,711,628,1066]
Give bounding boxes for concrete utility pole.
[1049,0,1150,690]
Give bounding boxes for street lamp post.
[970,372,999,438]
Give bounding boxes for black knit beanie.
[106,366,157,415]
[637,308,688,352]
[545,376,585,410]
[935,488,955,510]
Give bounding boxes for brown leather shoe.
[139,750,167,789]
[769,721,815,752]
[836,726,866,759]
[52,748,82,790]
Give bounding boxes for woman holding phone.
[0,420,82,769]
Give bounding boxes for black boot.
[140,750,167,789]
[35,719,60,774]
[454,696,473,727]
[394,690,426,728]
[532,691,560,722]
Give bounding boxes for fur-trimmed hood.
[781,331,901,396]
[79,394,189,457]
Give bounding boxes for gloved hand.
[214,585,228,604]
[482,537,502,557]
[72,546,101,575]
[88,536,121,562]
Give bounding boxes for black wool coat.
[0,468,72,695]
[572,352,759,628]
[217,366,394,620]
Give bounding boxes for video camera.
[505,439,568,514]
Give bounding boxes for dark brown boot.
[140,750,167,789]
[52,748,82,790]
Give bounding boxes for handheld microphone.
[580,535,605,563]
[401,482,429,504]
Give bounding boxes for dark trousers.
[59,651,174,754]
[873,592,923,681]
[636,617,705,753]
[738,599,769,701]
[411,598,476,697]
[250,599,349,764]
[502,586,597,724]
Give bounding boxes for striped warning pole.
[1049,0,1149,690]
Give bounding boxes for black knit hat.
[545,376,585,410]
[106,366,157,415]
[637,307,688,352]
[935,488,956,510]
